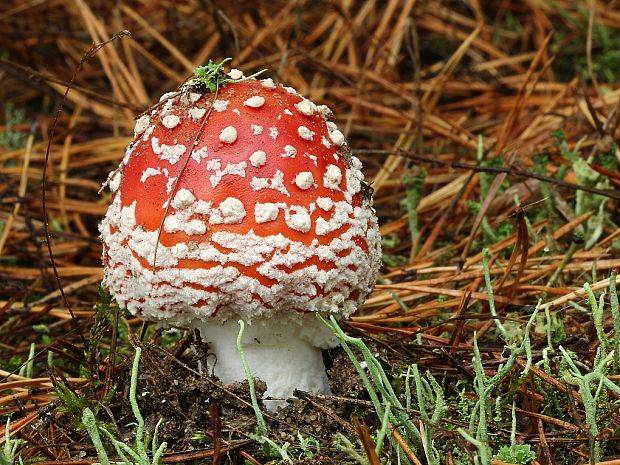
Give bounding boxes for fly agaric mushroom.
[100,60,381,409]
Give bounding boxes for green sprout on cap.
[192,58,267,92]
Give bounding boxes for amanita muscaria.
[100,61,381,409]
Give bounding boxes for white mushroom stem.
[194,314,338,411]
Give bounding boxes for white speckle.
[164,216,206,235]
[189,107,207,120]
[189,92,202,103]
[159,92,176,102]
[295,99,315,116]
[140,167,161,183]
[317,104,333,118]
[158,97,175,115]
[108,171,121,192]
[315,201,353,235]
[329,129,345,147]
[163,215,181,233]
[206,159,221,171]
[346,159,365,196]
[194,200,212,215]
[219,126,238,144]
[162,114,180,129]
[251,170,289,196]
[255,203,280,223]
[321,136,331,148]
[294,172,314,190]
[160,144,187,165]
[151,137,162,155]
[164,171,177,193]
[209,161,247,188]
[172,189,196,209]
[186,219,207,234]
[249,150,267,167]
[281,145,297,158]
[219,197,246,224]
[316,197,334,211]
[261,78,276,88]
[227,69,244,80]
[298,126,315,141]
[286,208,311,233]
[191,146,209,163]
[213,100,229,112]
[283,109,293,116]
[324,165,342,189]
[304,152,318,165]
[268,127,279,140]
[233,109,241,116]
[141,125,155,142]
[244,96,265,108]
[284,86,299,96]
[251,124,263,135]
[134,115,150,136]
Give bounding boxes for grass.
[2,0,620,464]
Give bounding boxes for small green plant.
[321,315,423,464]
[494,403,537,464]
[548,2,620,83]
[82,347,167,465]
[0,103,27,151]
[17,343,35,379]
[236,320,268,438]
[192,58,266,92]
[333,432,370,465]
[404,365,446,463]
[457,250,540,465]
[558,274,620,462]
[495,445,537,465]
[554,130,611,250]
[0,418,25,465]
[295,432,320,460]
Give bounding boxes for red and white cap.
[100,69,381,406]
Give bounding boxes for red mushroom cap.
[101,74,381,325]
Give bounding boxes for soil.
[94,335,373,464]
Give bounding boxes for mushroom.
[100,62,381,409]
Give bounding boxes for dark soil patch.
[88,337,372,464]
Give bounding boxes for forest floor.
[1,1,620,464]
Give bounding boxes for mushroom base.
[194,314,337,410]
